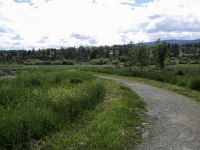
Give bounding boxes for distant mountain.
[144,39,200,46]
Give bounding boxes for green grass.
[0,68,106,149]
[131,77,200,103]
[79,66,200,91]
[2,64,199,149]
[23,59,75,65]
[34,82,147,150]
[80,64,200,102]
[167,64,200,75]
[97,74,200,103]
[0,66,147,150]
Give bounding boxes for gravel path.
[99,76,200,150]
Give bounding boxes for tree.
[153,39,169,70]
[133,43,149,70]
[124,43,135,70]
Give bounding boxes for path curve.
[99,76,200,150]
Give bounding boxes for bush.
[43,61,52,65]
[119,56,128,62]
[189,78,200,91]
[23,59,41,65]
[189,60,199,64]
[111,60,120,65]
[177,69,184,76]
[24,61,35,65]
[51,60,62,65]
[23,59,75,65]
[90,58,109,65]
[179,60,188,64]
[177,79,187,87]
[62,60,75,65]
[90,59,99,65]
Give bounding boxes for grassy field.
[0,66,147,150]
[34,81,147,150]
[0,64,199,149]
[166,64,200,75]
[0,68,106,149]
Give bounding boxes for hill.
[145,39,200,46]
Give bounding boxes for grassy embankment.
[0,67,147,149]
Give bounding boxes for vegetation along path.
[99,75,200,150]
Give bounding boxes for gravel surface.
[99,76,200,150]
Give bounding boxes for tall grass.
[0,69,106,149]
[81,66,200,91]
[40,84,147,150]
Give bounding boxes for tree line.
[0,40,199,67]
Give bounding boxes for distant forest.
[0,42,200,65]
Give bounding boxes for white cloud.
[0,0,200,49]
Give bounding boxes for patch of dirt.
[0,71,17,77]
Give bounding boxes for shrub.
[189,78,200,91]
[111,60,120,65]
[62,60,75,65]
[34,61,43,65]
[179,60,188,64]
[177,79,187,87]
[43,61,52,65]
[177,69,184,76]
[119,56,128,62]
[189,60,199,64]
[23,59,41,65]
[24,61,35,65]
[90,59,99,65]
[51,60,62,65]
[90,58,109,65]
[23,60,75,65]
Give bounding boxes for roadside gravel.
[99,76,200,150]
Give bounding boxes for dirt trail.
[99,75,200,150]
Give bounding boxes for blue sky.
[135,0,151,4]
[14,0,32,3]
[0,0,200,49]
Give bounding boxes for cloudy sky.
[0,0,200,49]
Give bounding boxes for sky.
[0,0,200,49]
